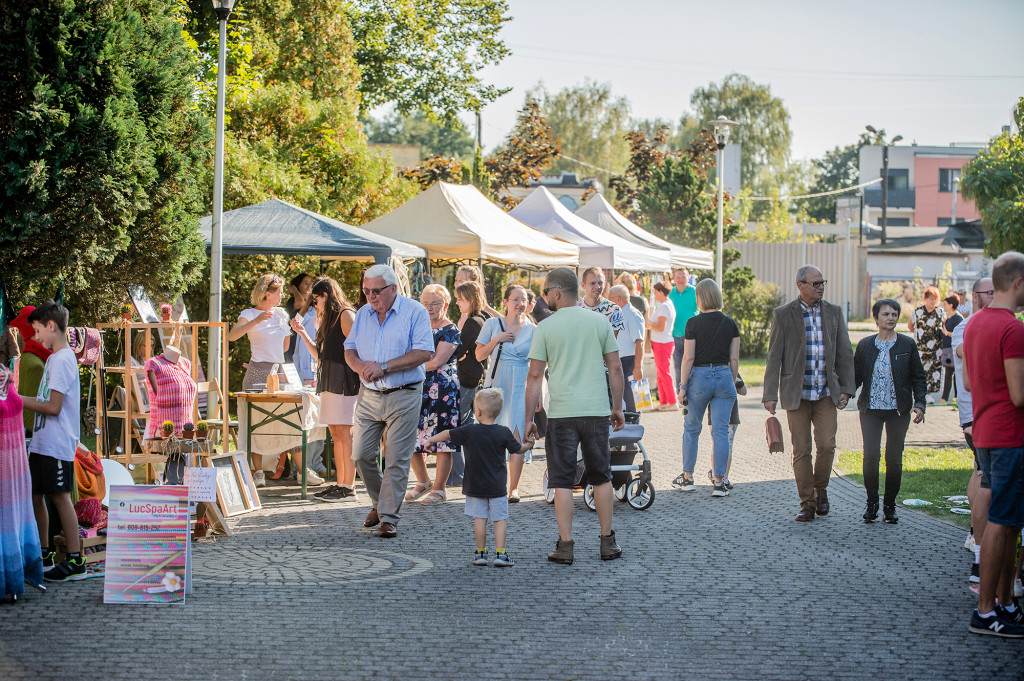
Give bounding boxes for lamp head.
[211,0,234,19]
[891,134,903,145]
[706,115,739,150]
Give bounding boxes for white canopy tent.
[509,187,671,272]
[360,181,579,267]
[575,194,713,270]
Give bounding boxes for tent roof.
[199,199,425,260]
[509,188,672,271]
[575,194,713,270]
[360,182,579,267]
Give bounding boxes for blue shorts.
[465,495,509,522]
[976,446,1024,528]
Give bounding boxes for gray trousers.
[351,384,422,525]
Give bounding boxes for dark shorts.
[964,430,989,489]
[29,453,74,495]
[975,446,1024,528]
[546,416,612,488]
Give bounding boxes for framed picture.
[126,284,159,324]
[232,452,261,511]
[207,452,249,517]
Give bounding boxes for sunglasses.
[362,283,395,298]
[542,286,563,296]
[799,280,828,288]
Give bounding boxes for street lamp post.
[865,126,902,246]
[706,115,739,288]
[951,175,960,225]
[209,0,234,414]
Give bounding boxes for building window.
[884,217,910,227]
[939,168,961,193]
[881,168,909,191]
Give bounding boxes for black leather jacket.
[854,333,927,415]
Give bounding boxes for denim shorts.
[465,495,509,521]
[976,446,1024,528]
[546,416,612,488]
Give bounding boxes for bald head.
[992,252,1024,292]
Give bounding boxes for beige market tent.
[509,187,671,272]
[360,181,579,267]
[575,194,713,270]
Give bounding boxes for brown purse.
[765,416,785,453]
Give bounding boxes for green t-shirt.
[18,352,46,431]
[528,306,619,419]
[668,285,697,337]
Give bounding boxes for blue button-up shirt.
[344,294,434,390]
[618,303,644,358]
[293,307,317,382]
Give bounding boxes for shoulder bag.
[482,319,506,389]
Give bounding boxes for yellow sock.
[496,548,506,555]
[477,547,486,552]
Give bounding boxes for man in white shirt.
[608,285,644,412]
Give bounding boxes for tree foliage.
[609,126,672,222]
[399,155,467,191]
[364,111,475,159]
[1,0,212,321]
[960,98,1024,257]
[485,101,561,209]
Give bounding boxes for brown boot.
[600,530,622,561]
[548,538,574,565]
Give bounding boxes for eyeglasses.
[424,301,445,309]
[800,280,828,288]
[978,290,995,296]
[542,286,563,296]
[362,283,395,298]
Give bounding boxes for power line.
[556,152,622,176]
[737,177,883,201]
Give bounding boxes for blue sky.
[466,0,1024,168]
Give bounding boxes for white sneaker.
[964,533,975,551]
[305,469,325,486]
[253,470,266,487]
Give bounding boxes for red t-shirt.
[964,306,1024,448]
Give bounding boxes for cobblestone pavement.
[2,389,1022,681]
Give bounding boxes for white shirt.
[650,300,676,344]
[29,348,80,461]
[951,313,975,426]
[239,307,291,364]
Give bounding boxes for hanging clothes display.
[0,367,44,598]
[143,353,197,439]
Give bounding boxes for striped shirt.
[344,294,434,390]
[801,301,829,401]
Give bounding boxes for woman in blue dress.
[476,284,536,502]
[410,284,461,506]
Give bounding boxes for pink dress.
[143,355,197,438]
[1,381,43,594]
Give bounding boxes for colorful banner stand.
[103,485,190,604]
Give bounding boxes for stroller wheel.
[583,484,596,512]
[626,479,655,510]
[542,470,555,504]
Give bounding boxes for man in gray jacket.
[763,265,855,521]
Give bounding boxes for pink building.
[913,155,979,226]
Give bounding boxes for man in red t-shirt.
[963,251,1024,638]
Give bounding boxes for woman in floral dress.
[907,286,946,398]
[409,284,461,505]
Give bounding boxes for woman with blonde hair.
[228,273,292,486]
[408,284,462,504]
[448,280,490,485]
[455,265,500,318]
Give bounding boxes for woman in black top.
[284,272,312,361]
[937,295,964,405]
[291,277,361,502]
[674,279,740,497]
[449,281,490,485]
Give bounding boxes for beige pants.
[786,398,838,511]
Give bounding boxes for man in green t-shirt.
[526,267,624,566]
[668,268,698,393]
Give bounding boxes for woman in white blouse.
[646,282,677,411]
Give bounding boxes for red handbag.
[765,416,785,453]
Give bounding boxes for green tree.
[364,111,475,159]
[531,80,632,188]
[689,73,793,194]
[485,101,561,209]
[960,98,1024,257]
[1,0,213,321]
[608,126,672,222]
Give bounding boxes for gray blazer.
[762,297,855,411]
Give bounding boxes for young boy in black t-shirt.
[428,388,534,567]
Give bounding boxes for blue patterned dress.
[416,324,462,453]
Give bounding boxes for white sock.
[978,609,997,618]
[1006,603,1018,613]
[974,545,981,564]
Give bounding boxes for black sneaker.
[313,484,339,498]
[997,604,1024,625]
[969,610,1024,637]
[711,483,729,497]
[970,562,980,584]
[863,502,879,523]
[44,556,86,582]
[320,486,357,503]
[883,503,898,524]
[493,551,514,567]
[672,473,695,491]
[723,479,733,491]
[472,550,488,566]
[41,549,55,569]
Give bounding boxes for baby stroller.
[541,411,655,511]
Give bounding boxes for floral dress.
[910,304,945,394]
[415,324,461,454]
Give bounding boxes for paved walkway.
[2,390,1020,681]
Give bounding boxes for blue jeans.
[672,336,686,391]
[682,366,736,477]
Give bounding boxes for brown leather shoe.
[795,508,815,522]
[378,522,397,538]
[363,508,380,527]
[815,490,830,516]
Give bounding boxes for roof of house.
[864,222,985,255]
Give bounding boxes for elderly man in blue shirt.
[344,264,434,538]
[608,284,645,412]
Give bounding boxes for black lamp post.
[866,125,902,245]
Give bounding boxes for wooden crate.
[54,535,106,564]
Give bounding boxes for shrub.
[726,280,781,358]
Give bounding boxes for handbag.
[631,378,654,410]
[67,326,102,365]
[765,415,785,453]
[940,347,954,368]
[482,319,506,389]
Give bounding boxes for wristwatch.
[380,362,389,374]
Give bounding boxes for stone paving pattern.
[2,388,1022,681]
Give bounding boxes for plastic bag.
[631,378,654,410]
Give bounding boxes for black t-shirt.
[447,423,521,498]
[942,313,963,349]
[532,296,553,323]
[629,295,648,319]
[684,310,740,365]
[456,312,488,388]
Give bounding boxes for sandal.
[268,453,288,480]
[404,480,432,502]
[420,490,446,505]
